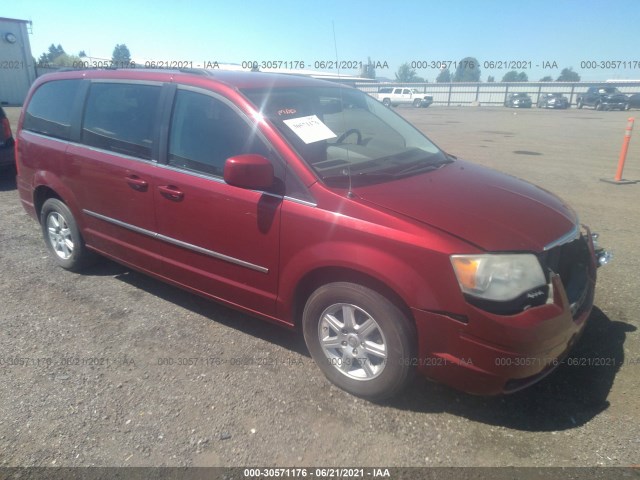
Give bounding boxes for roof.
[33,68,348,90]
[0,17,32,24]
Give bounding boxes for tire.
[302,282,415,400]
[577,99,583,109]
[594,101,602,111]
[382,98,391,107]
[40,198,96,271]
[625,103,631,111]
[413,99,421,108]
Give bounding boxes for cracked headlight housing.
[450,254,548,314]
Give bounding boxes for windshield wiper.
[321,171,394,188]
[391,157,453,178]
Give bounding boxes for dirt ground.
[0,105,638,470]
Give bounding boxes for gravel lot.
[0,105,638,470]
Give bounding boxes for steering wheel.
[335,128,362,145]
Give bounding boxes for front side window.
[81,82,161,159]
[24,79,81,140]
[168,89,269,177]
[242,86,448,187]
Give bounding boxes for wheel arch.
[33,185,63,220]
[31,171,82,225]
[291,266,415,333]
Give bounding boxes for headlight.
[450,254,546,302]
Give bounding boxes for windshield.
[241,86,449,187]
[599,87,621,94]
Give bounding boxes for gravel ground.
[0,105,638,470]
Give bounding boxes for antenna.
[332,22,354,198]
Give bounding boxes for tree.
[453,57,480,82]
[436,68,451,83]
[51,53,82,67]
[502,70,528,82]
[359,57,376,79]
[487,75,495,82]
[112,44,131,64]
[395,62,424,82]
[540,75,553,82]
[79,50,87,57]
[38,43,66,64]
[557,67,580,82]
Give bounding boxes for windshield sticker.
[277,108,297,116]
[282,115,337,144]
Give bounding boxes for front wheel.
[413,99,421,107]
[302,282,415,400]
[41,198,96,271]
[382,98,391,107]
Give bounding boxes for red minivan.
[16,69,611,399]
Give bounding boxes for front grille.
[541,235,591,318]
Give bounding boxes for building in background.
[0,17,35,106]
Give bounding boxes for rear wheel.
[594,101,602,111]
[577,99,583,109]
[41,198,96,271]
[382,98,391,107]
[302,282,415,400]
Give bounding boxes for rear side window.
[23,79,81,140]
[82,83,161,160]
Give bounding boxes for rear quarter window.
[23,79,81,140]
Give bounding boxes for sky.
[3,0,640,82]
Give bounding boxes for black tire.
[577,99,583,109]
[302,282,415,400]
[413,99,421,108]
[594,101,602,111]
[40,198,96,271]
[382,98,391,107]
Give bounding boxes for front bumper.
[413,232,610,395]
[602,101,627,109]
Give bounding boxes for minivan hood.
[353,159,577,252]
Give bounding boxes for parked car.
[625,93,640,110]
[576,86,628,111]
[0,106,15,170]
[537,93,569,109]
[504,93,532,108]
[16,69,610,400]
[374,87,433,108]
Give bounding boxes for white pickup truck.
[374,87,433,108]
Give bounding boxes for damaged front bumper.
[592,232,613,267]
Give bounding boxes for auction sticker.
[283,115,337,144]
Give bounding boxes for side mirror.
[224,154,274,190]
